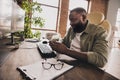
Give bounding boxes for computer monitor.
[0,0,25,45]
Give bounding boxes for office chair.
[87,12,112,43]
[87,12,105,25]
[100,20,112,41]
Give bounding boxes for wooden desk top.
[0,39,119,80]
[56,62,119,80]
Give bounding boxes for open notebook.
[17,58,73,80]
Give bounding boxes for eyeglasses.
[42,61,64,70]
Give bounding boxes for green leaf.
[21,0,45,38]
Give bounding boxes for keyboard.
[38,43,53,53]
[37,42,56,58]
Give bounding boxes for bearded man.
[50,7,108,67]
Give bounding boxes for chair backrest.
[100,20,111,34]
[87,12,111,40]
[87,12,105,25]
[100,20,112,40]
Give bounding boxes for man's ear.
[82,15,86,21]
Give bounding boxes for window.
[0,0,12,27]
[32,0,60,31]
[67,0,89,30]
[113,8,120,48]
[69,0,88,10]
[116,8,120,31]
[31,0,90,37]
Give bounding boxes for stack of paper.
[17,59,73,80]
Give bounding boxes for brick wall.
[90,0,109,18]
[58,0,69,37]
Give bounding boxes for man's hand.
[49,41,68,54]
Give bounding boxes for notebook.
[17,59,73,80]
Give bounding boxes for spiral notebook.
[17,59,73,80]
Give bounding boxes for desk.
[0,39,119,80]
[56,62,119,80]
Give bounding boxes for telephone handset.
[37,40,56,58]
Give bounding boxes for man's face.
[69,11,85,32]
[69,11,83,27]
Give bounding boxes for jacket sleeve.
[87,27,109,67]
[62,27,72,48]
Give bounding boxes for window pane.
[0,0,12,32]
[69,0,88,10]
[116,8,120,30]
[32,6,58,30]
[113,8,120,48]
[0,0,12,17]
[33,0,59,7]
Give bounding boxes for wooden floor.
[104,47,120,79]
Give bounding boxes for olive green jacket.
[62,23,108,67]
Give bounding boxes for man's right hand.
[49,41,68,54]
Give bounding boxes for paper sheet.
[17,59,73,80]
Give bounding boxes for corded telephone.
[37,39,56,58]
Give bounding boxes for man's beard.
[71,22,86,33]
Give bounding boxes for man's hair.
[70,7,87,20]
[70,7,87,14]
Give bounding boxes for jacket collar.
[82,21,91,34]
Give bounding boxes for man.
[49,7,108,67]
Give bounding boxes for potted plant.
[21,0,45,38]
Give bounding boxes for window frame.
[31,0,61,32]
[31,0,90,35]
